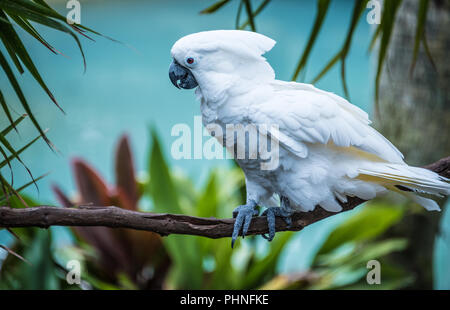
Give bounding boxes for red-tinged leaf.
[73,226,134,279]
[111,187,135,212]
[51,184,73,208]
[72,158,111,206]
[123,228,166,270]
[114,134,139,210]
[52,182,134,278]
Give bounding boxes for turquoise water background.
[1,0,448,288]
[2,0,374,201]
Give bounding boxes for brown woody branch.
[0,156,449,239]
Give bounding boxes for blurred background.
[0,0,449,289]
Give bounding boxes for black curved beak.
[169,60,198,89]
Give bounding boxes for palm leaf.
[1,114,27,137]
[0,145,13,185]
[410,0,434,74]
[200,0,231,14]
[0,1,88,71]
[311,0,368,98]
[0,11,63,112]
[235,0,244,29]
[0,91,16,131]
[0,49,50,148]
[374,0,403,115]
[0,129,48,170]
[243,0,256,31]
[368,24,382,52]
[292,0,331,81]
[238,0,271,29]
[7,14,59,55]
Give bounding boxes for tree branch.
[1,156,449,239]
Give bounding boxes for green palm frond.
[0,0,104,148]
[202,0,272,31]
[0,0,104,204]
[291,0,331,82]
[0,115,46,205]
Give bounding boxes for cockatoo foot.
[231,201,258,248]
[261,197,293,241]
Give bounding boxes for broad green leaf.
[243,232,293,289]
[316,202,404,256]
[148,129,203,289]
[196,171,219,218]
[316,238,407,268]
[9,230,59,289]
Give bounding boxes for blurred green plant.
[1,130,415,290]
[262,202,413,289]
[0,195,74,289]
[147,129,295,289]
[0,114,48,265]
[201,0,435,106]
[0,114,47,205]
[52,134,169,289]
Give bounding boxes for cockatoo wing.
[255,80,405,164]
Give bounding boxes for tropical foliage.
[0,132,411,289]
[0,0,444,290]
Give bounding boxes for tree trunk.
[376,0,450,289]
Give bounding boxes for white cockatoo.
[168,30,450,247]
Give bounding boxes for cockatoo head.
[169,30,276,98]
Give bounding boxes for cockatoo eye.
[186,57,195,65]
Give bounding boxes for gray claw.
[231,202,258,248]
[261,206,293,242]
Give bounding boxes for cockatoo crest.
[171,30,276,61]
